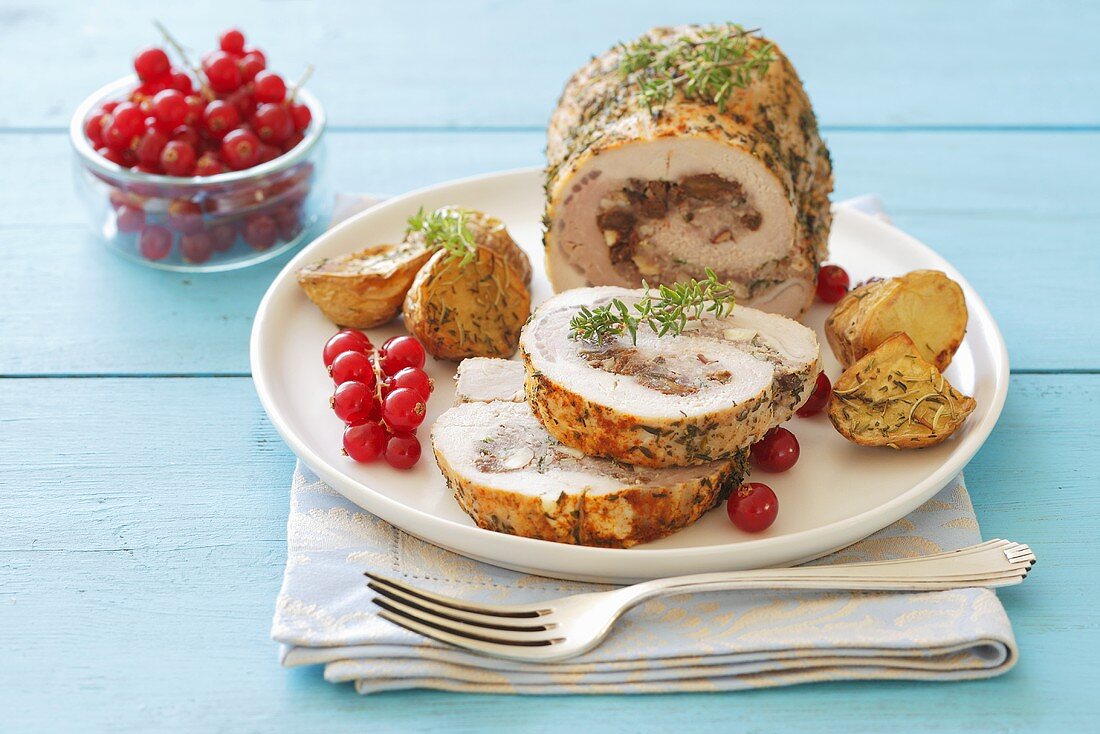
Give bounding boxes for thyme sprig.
[617,23,777,115]
[569,269,736,344]
[406,207,477,266]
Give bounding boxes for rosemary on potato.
[569,268,736,344]
[406,207,477,266]
[618,23,777,115]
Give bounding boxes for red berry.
[203,51,243,93]
[330,350,377,387]
[273,204,303,240]
[115,204,145,233]
[97,146,127,166]
[289,103,312,132]
[380,336,426,374]
[160,140,197,176]
[221,128,261,170]
[166,199,204,233]
[280,131,305,153]
[382,387,427,432]
[180,232,214,264]
[170,124,201,149]
[139,225,173,260]
[384,432,422,469]
[323,330,373,367]
[103,102,144,150]
[195,151,227,176]
[251,103,293,143]
[796,373,832,418]
[750,427,800,473]
[135,128,169,167]
[257,143,282,164]
[331,380,377,424]
[239,48,266,80]
[134,47,171,81]
[816,264,850,303]
[151,89,188,127]
[102,101,119,114]
[253,71,286,103]
[218,28,246,55]
[183,94,206,125]
[168,70,194,94]
[201,100,240,140]
[242,213,277,250]
[387,367,432,400]
[343,422,387,463]
[727,482,778,533]
[210,222,236,252]
[84,111,108,145]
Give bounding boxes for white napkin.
[270,195,1017,694]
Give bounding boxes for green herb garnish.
[406,207,477,266]
[618,24,777,115]
[569,269,736,344]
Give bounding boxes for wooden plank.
[0,373,1096,730]
[2,0,1098,129]
[0,130,1095,374]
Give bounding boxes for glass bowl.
[70,76,329,272]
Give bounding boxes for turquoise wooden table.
[2,1,1097,730]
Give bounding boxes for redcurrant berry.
[253,71,287,103]
[281,131,305,152]
[273,204,303,240]
[382,387,427,432]
[151,89,188,127]
[384,432,422,470]
[816,265,850,303]
[380,336,426,375]
[115,204,145,233]
[168,70,194,94]
[139,225,173,260]
[343,422,387,463]
[203,51,243,93]
[251,103,293,144]
[202,100,240,140]
[331,381,376,424]
[160,140,197,176]
[257,143,282,164]
[195,152,227,176]
[387,367,432,400]
[289,103,312,132]
[323,329,373,368]
[84,111,109,145]
[97,146,127,166]
[180,232,214,264]
[796,373,832,418]
[330,350,377,387]
[166,199,204,234]
[750,427,800,473]
[134,46,171,81]
[135,128,169,167]
[209,222,237,252]
[242,213,277,250]
[218,28,246,55]
[727,483,778,533]
[183,94,206,125]
[170,124,201,149]
[221,128,261,170]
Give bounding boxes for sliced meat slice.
[432,397,747,547]
[521,286,821,467]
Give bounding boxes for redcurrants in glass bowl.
[70,26,327,271]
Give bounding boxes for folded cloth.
[270,195,1017,694]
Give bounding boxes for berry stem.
[152,19,215,101]
[287,63,315,103]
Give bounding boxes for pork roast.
[521,286,821,467]
[544,24,833,318]
[433,358,748,547]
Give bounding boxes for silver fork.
[366,539,1035,662]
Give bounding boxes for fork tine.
[371,596,564,646]
[375,610,563,660]
[364,572,548,618]
[367,581,551,631]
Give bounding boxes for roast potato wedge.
[828,333,976,449]
[406,206,532,286]
[403,246,531,361]
[825,270,967,371]
[296,242,432,328]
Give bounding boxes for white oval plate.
[251,168,1008,583]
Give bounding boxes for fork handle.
[619,540,1034,603]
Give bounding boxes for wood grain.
[0,0,1097,129]
[0,374,1095,731]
